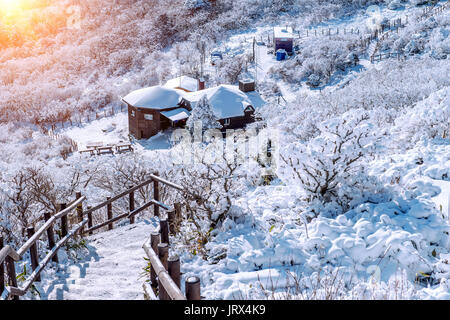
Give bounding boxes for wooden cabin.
[123,80,264,140]
[273,26,294,55]
[184,82,264,131]
[122,86,191,139]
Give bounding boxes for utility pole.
[254,37,258,89]
[252,37,256,62]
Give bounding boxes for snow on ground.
[28,2,448,300]
[174,139,450,300]
[61,113,130,150]
[61,112,173,152]
[33,219,158,300]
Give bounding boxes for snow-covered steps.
[35,220,157,300]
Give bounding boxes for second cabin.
[273,26,294,55]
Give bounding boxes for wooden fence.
[42,103,126,136]
[0,173,196,300]
[370,1,448,62]
[142,218,201,300]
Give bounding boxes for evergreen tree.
[187,95,221,130]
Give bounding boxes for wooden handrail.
[1,174,185,300]
[83,178,154,216]
[149,174,183,191]
[83,212,129,234]
[143,241,186,300]
[127,199,172,219]
[0,196,86,265]
[0,246,20,264]
[17,196,86,258]
[2,219,89,298]
[84,199,171,235]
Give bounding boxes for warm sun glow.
[0,0,71,47]
[0,0,23,13]
[0,0,26,24]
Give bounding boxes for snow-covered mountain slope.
[1,1,448,301]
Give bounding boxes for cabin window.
[224,118,231,126]
[131,110,135,117]
[144,114,153,121]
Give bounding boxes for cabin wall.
[219,111,255,130]
[128,105,161,139]
[274,38,293,53]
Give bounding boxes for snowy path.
[37,221,156,300]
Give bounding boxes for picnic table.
[79,148,97,156]
[78,141,134,156]
[115,143,134,154]
[97,144,115,155]
[86,141,104,149]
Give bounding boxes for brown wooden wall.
[128,105,161,139]
[274,38,293,53]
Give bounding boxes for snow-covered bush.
[391,87,449,148]
[278,109,381,214]
[184,0,208,10]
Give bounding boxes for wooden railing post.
[160,219,169,245]
[168,210,176,235]
[129,186,135,224]
[87,206,93,236]
[107,197,113,230]
[185,276,201,300]
[153,173,160,217]
[168,255,181,289]
[174,203,181,234]
[5,255,18,300]
[157,243,169,300]
[0,237,4,295]
[27,227,41,282]
[59,203,68,237]
[44,212,59,263]
[76,191,84,234]
[150,232,160,293]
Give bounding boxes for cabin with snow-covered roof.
[122,86,192,139]
[184,84,264,130]
[273,26,294,55]
[122,80,264,139]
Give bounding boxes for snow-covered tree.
[278,109,381,214]
[186,95,221,131]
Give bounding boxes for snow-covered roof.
[122,86,184,110]
[164,76,198,92]
[160,108,191,122]
[184,85,265,119]
[274,26,294,39]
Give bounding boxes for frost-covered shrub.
[278,109,381,214]
[391,87,450,148]
[306,74,321,88]
[184,0,208,10]
[214,55,247,84]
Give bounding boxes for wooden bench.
[79,148,96,156]
[115,143,133,154]
[96,145,114,155]
[86,141,103,149]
